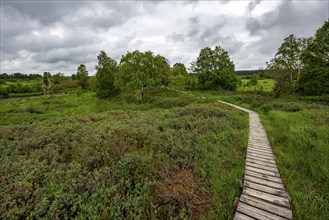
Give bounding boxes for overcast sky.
[1,0,328,75]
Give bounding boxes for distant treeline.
[0,73,42,79]
[236,70,266,76]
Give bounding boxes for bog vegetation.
[1,89,248,219]
[0,21,328,219]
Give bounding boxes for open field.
[237,79,275,92]
[0,89,248,219]
[190,90,329,219]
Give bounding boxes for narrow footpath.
[218,101,293,220]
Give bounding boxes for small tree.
[53,72,65,85]
[267,34,308,97]
[191,46,237,90]
[41,72,52,99]
[171,63,188,76]
[76,64,89,90]
[71,74,77,80]
[95,51,119,99]
[169,63,189,89]
[117,50,170,103]
[249,74,258,86]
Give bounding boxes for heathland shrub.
[0,93,247,219]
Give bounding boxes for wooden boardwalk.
[218,101,293,220]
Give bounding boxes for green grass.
[190,89,329,219]
[262,109,329,219]
[2,79,40,87]
[0,88,248,219]
[238,79,275,92]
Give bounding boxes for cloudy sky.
[1,0,328,75]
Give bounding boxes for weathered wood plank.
[245,170,283,183]
[247,149,274,157]
[244,180,288,197]
[246,166,280,178]
[247,155,277,165]
[246,161,279,173]
[234,211,256,220]
[243,188,290,208]
[237,202,288,220]
[249,138,268,142]
[244,175,284,189]
[246,158,278,168]
[247,152,274,160]
[249,140,268,143]
[249,145,270,150]
[247,153,274,161]
[240,195,293,219]
[248,145,272,151]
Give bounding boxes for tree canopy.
[76,64,89,90]
[117,50,170,103]
[95,51,119,99]
[171,63,188,76]
[192,46,237,90]
[267,34,308,97]
[299,21,329,95]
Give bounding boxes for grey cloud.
[186,19,228,47]
[3,27,100,54]
[1,2,85,25]
[246,1,328,36]
[189,16,199,24]
[247,0,262,12]
[1,5,40,39]
[33,47,96,65]
[166,33,186,43]
[187,29,199,38]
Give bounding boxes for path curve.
[218,101,293,220]
[169,89,293,219]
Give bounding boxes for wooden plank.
[248,139,270,147]
[246,158,278,168]
[247,155,277,165]
[249,142,271,148]
[247,151,273,159]
[249,136,268,140]
[244,175,284,189]
[243,188,290,208]
[240,194,293,219]
[245,170,282,183]
[246,161,279,173]
[249,135,268,138]
[247,149,274,157]
[244,180,288,197]
[247,154,274,163]
[237,202,287,220]
[234,211,256,220]
[246,160,278,171]
[249,135,268,139]
[248,143,271,149]
[247,152,274,160]
[248,143,271,148]
[248,144,271,150]
[246,166,280,178]
[248,148,273,155]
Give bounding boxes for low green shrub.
[0,90,248,219]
